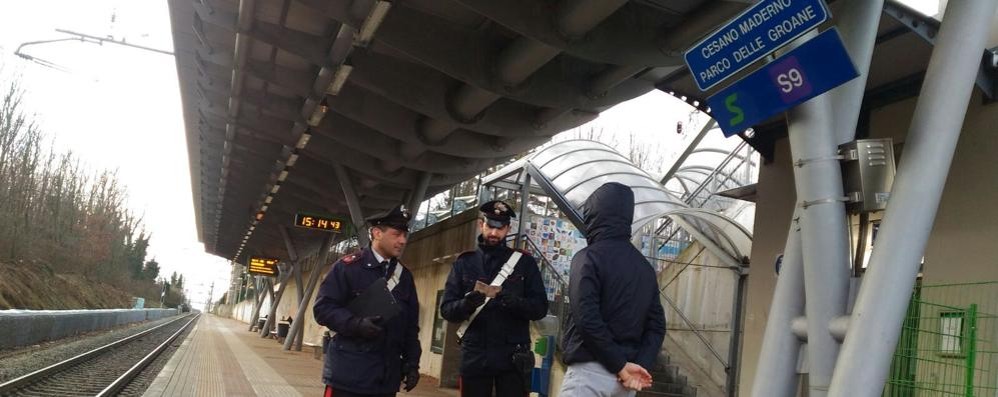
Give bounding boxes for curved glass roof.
[527,140,752,267]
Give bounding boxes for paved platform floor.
[144,314,458,396]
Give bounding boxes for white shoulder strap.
[386,263,404,291]
[456,251,522,340]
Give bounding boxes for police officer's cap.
[479,200,516,228]
[368,204,411,233]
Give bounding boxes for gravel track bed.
[117,316,198,396]
[0,314,188,384]
[1,314,196,396]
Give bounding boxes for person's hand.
[464,290,486,311]
[352,316,384,339]
[401,366,420,392]
[617,362,653,391]
[497,291,525,310]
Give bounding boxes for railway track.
[0,313,199,396]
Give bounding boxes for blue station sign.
[685,0,830,91]
[708,28,859,137]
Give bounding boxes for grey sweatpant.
[558,362,636,397]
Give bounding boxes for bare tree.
[0,65,159,302]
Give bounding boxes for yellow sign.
[248,256,279,277]
[294,212,344,233]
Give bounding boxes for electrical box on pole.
[839,138,897,213]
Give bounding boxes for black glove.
[350,316,383,339]
[401,365,420,392]
[497,292,525,311]
[463,290,486,312]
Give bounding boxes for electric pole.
[206,282,215,313]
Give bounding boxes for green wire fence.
[885,281,998,396]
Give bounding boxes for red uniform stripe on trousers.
[324,385,334,397]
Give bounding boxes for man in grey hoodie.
[559,182,666,395]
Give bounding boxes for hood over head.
[582,182,633,244]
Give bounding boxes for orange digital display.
[248,256,279,277]
[293,212,344,233]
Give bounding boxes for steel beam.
[785,32,851,397]
[363,0,628,147]
[246,276,267,331]
[260,269,286,338]
[347,59,594,138]
[829,0,887,145]
[283,234,336,351]
[407,172,432,225]
[515,171,531,247]
[248,21,331,67]
[828,1,998,395]
[525,163,586,232]
[727,270,748,397]
[455,0,670,66]
[333,164,370,247]
[293,256,305,346]
[212,0,256,250]
[658,119,717,185]
[882,1,997,101]
[751,218,805,396]
[311,115,504,173]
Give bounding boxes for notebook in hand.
[346,278,402,320]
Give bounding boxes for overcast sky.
[0,0,230,309]
[0,0,941,309]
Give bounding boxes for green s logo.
[725,93,744,127]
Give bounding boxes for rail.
[98,314,200,396]
[0,313,199,395]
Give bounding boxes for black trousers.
[324,385,394,397]
[460,370,527,397]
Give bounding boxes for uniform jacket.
[440,237,548,376]
[561,182,666,374]
[313,247,421,394]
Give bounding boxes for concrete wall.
[0,308,180,349]
[870,92,998,394]
[869,92,998,284]
[736,89,998,393]
[231,295,269,324]
[402,209,479,386]
[273,265,329,347]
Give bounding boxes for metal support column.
[293,258,305,347]
[294,256,306,301]
[333,164,370,246]
[829,0,886,145]
[726,269,748,397]
[293,258,307,350]
[515,171,531,247]
[261,227,299,337]
[407,172,432,226]
[787,58,851,396]
[261,269,288,337]
[753,0,885,381]
[829,1,998,395]
[247,276,267,331]
[751,217,805,396]
[284,234,337,351]
[279,226,307,343]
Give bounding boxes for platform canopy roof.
[167,0,982,261]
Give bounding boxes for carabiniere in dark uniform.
[441,200,548,396]
[314,205,421,397]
